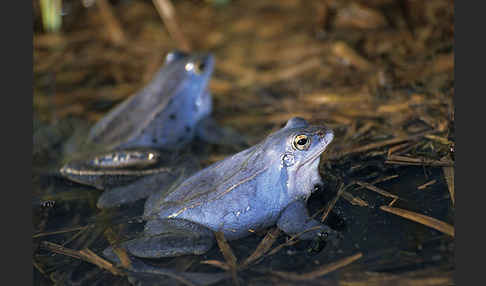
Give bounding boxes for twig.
[332,41,372,70]
[241,228,281,268]
[152,0,191,52]
[342,191,369,207]
[214,231,240,286]
[380,206,454,237]
[200,260,230,271]
[442,166,454,205]
[385,155,454,167]
[96,0,126,46]
[355,181,398,199]
[321,183,346,223]
[104,228,132,269]
[329,130,436,159]
[61,227,88,246]
[388,197,398,207]
[266,225,323,256]
[33,225,91,238]
[417,180,437,190]
[370,174,399,185]
[41,241,123,276]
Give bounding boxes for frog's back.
[85,66,180,150]
[145,144,264,215]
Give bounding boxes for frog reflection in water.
[104,117,338,265]
[59,51,243,205]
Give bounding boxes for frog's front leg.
[103,218,215,263]
[277,200,339,241]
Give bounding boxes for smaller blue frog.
[60,51,244,197]
[74,51,215,153]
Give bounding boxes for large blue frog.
[104,117,338,263]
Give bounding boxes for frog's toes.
[317,227,342,248]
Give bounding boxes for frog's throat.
[300,146,326,168]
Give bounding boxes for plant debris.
[380,206,454,237]
[33,0,454,284]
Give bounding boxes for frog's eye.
[185,60,206,75]
[293,134,311,151]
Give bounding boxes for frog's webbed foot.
[277,201,340,245]
[103,219,215,261]
[196,117,249,150]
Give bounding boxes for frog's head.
[163,50,215,118]
[164,51,214,83]
[263,117,334,199]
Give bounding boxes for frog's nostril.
[317,130,328,138]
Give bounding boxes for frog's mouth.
[300,130,334,167]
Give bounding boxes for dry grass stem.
[152,0,191,52]
[200,260,230,271]
[355,181,398,199]
[241,228,281,268]
[321,183,346,222]
[386,155,453,167]
[329,130,436,159]
[104,228,132,269]
[342,191,369,207]
[214,231,240,286]
[380,206,454,237]
[33,225,91,238]
[417,180,437,190]
[96,0,127,45]
[266,225,323,256]
[332,42,372,70]
[442,166,455,205]
[41,241,123,276]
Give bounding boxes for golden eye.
[293,134,311,150]
[185,60,205,75]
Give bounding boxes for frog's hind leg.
[103,218,214,263]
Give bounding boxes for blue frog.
[64,51,214,156]
[103,117,338,263]
[59,51,244,197]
